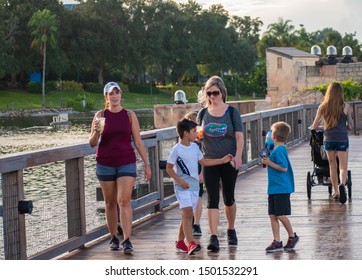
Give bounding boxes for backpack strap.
[228,106,235,130]
[198,107,207,125]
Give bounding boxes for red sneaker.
[188,241,201,255]
[175,240,188,253]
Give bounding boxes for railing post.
[65,158,86,239]
[250,120,259,160]
[148,145,160,212]
[157,140,166,207]
[2,171,27,259]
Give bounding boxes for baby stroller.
[306,129,352,199]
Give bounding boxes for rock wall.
[153,101,258,128]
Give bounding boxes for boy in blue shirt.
[262,121,299,252]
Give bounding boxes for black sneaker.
[339,184,347,204]
[121,238,133,254]
[284,233,299,251]
[227,229,238,245]
[192,224,202,236]
[109,236,120,250]
[207,235,220,252]
[265,240,283,253]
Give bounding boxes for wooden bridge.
[60,135,362,260]
[1,103,362,260]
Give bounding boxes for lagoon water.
[0,110,154,154]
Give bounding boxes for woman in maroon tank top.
[89,82,151,253]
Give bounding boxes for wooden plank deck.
[61,135,362,260]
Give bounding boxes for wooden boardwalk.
[61,135,362,260]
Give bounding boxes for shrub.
[305,78,362,101]
[45,81,57,92]
[83,82,103,93]
[26,82,42,93]
[66,94,95,111]
[128,83,160,94]
[61,80,84,91]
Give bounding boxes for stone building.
[266,47,362,107]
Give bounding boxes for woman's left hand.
[233,158,242,170]
[144,164,152,181]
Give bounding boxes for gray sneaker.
[192,224,202,236]
[121,238,134,254]
[207,235,220,252]
[265,240,283,253]
[284,233,299,251]
[339,184,347,204]
[227,229,238,245]
[109,236,120,250]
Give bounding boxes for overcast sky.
[63,0,362,42]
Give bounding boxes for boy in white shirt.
[166,118,233,255]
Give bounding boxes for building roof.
[267,47,318,59]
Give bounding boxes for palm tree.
[265,17,295,46]
[28,9,57,107]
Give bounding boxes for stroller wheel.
[347,170,352,199]
[307,171,312,199]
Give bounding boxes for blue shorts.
[96,163,136,181]
[323,141,349,152]
[268,194,291,216]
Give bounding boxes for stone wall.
[153,101,258,128]
[336,62,362,82]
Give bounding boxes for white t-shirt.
[167,142,204,192]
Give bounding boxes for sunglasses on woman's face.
[206,90,221,97]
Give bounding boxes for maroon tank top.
[96,109,136,166]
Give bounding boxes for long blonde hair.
[320,82,344,129]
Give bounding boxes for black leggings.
[203,163,238,208]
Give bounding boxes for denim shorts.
[323,141,349,152]
[96,163,136,181]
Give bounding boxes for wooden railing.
[3,103,356,260]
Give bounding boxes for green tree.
[28,8,58,106]
[265,17,295,41]
[74,0,129,84]
[0,4,12,79]
[229,15,263,45]
[2,0,65,86]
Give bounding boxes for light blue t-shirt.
[267,145,295,194]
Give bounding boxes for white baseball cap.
[103,82,121,96]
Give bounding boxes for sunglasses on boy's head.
[206,90,221,97]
